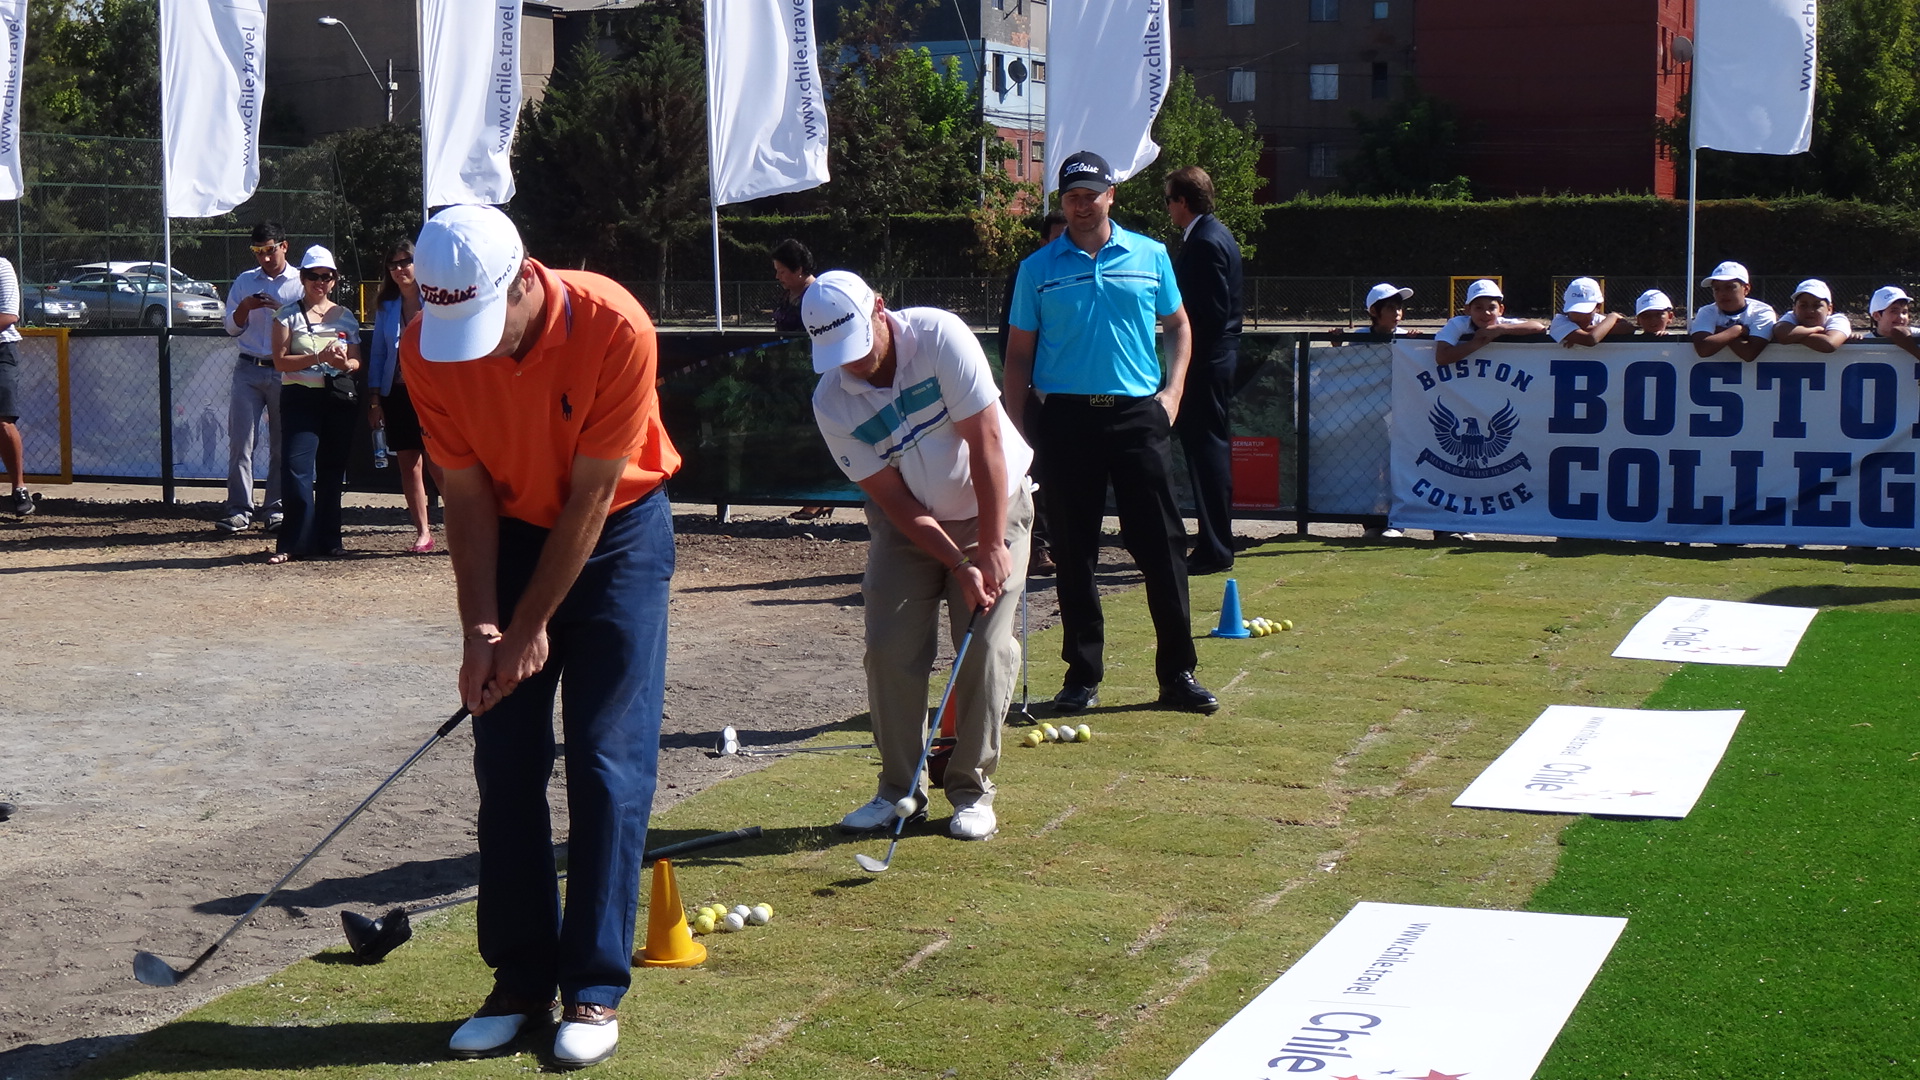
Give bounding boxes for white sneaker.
[553,1003,618,1068]
[448,992,558,1059]
[949,803,997,841]
[838,793,923,833]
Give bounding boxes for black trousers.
[1175,344,1238,568]
[1035,394,1195,687]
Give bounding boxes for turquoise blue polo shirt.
[1009,222,1184,397]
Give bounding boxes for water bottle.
[372,427,390,468]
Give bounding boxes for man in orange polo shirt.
[400,205,679,1070]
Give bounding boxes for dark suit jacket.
[1172,213,1243,363]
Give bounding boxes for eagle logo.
[1429,399,1518,468]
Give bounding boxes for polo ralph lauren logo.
[561,392,573,421]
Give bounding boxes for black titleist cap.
[1058,150,1114,194]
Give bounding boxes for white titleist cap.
[1701,260,1749,286]
[414,205,526,362]
[1870,285,1912,315]
[1366,283,1414,310]
[299,245,338,273]
[1562,277,1603,314]
[1635,289,1675,315]
[802,270,878,373]
[1792,278,1832,303]
[1463,278,1503,305]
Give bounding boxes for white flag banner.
[159,0,266,218]
[1613,596,1817,667]
[0,0,26,201]
[421,0,520,207]
[1044,0,1171,193]
[705,0,830,205]
[1167,902,1626,1080]
[1454,706,1745,818]
[1693,0,1816,155]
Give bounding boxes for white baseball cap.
[1366,283,1414,310]
[1634,289,1675,315]
[1562,277,1603,314]
[414,205,526,362]
[299,245,338,273]
[801,270,878,373]
[1791,278,1832,303]
[1700,260,1749,286]
[1463,278,1503,305]
[1870,285,1912,315]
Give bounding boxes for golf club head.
[133,951,185,987]
[341,907,412,963]
[853,852,891,873]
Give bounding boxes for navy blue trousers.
[276,384,354,556]
[472,488,673,1010]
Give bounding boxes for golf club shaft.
[887,608,982,845]
[735,741,874,757]
[176,706,471,979]
[642,825,764,864]
[1020,582,1030,708]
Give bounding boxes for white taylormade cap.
[414,205,525,362]
[1463,278,1503,304]
[1562,277,1603,314]
[1870,285,1912,315]
[1701,260,1749,286]
[1365,283,1414,310]
[802,270,877,373]
[1792,278,1832,303]
[1635,289,1675,315]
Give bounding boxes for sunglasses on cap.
[300,269,337,282]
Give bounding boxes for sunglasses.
[250,242,285,254]
[388,257,413,270]
[301,270,337,282]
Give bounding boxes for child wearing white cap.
[1866,285,1920,360]
[1548,277,1621,348]
[1434,278,1545,365]
[1631,289,1676,337]
[1339,282,1413,340]
[1770,278,1852,353]
[1689,260,1775,361]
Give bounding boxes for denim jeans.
[226,358,284,520]
[472,487,673,1010]
[276,384,354,557]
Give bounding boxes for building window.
[1180,0,1195,28]
[993,52,1006,93]
[1230,69,1256,102]
[1310,0,1338,21]
[1032,60,1045,82]
[1228,0,1254,25]
[1373,0,1389,17]
[1309,63,1338,100]
[1309,142,1338,178]
[1371,61,1389,99]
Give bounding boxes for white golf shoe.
[838,792,925,833]
[553,1003,619,1068]
[949,803,997,841]
[448,991,559,1059]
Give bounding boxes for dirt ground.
[0,486,1108,1080]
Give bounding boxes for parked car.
[40,270,225,327]
[23,293,87,326]
[72,261,222,299]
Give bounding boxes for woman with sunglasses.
[366,239,439,553]
[268,246,362,564]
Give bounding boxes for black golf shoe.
[1157,672,1219,714]
[1051,683,1099,714]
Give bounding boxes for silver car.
[41,271,226,327]
[74,261,223,299]
[24,294,87,326]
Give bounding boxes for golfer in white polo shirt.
[805,270,1034,842]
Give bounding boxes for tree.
[322,124,424,278]
[1110,70,1266,256]
[1340,80,1470,199]
[24,0,160,139]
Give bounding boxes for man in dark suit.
[1164,166,1243,576]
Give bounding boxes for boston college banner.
[160,0,267,218]
[1390,340,1920,546]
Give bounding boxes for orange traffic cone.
[634,858,707,968]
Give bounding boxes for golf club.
[133,705,472,988]
[1008,580,1037,725]
[716,726,873,757]
[856,609,981,874]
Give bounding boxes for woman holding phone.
[268,245,361,564]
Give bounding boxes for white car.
[72,261,223,299]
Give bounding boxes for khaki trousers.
[862,487,1033,809]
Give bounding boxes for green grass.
[72,540,1920,1079]
[1531,608,1920,1078]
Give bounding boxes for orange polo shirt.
[399,260,680,529]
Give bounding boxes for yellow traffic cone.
[633,858,707,968]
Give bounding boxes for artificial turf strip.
[71,541,1920,1079]
[1529,608,1920,1079]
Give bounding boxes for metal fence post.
[158,328,176,504]
[1293,337,1310,534]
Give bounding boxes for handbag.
[327,370,359,404]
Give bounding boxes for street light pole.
[318,16,396,124]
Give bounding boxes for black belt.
[1047,393,1146,408]
[240,353,274,367]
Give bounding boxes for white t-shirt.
[1689,300,1777,338]
[813,307,1033,523]
[1436,315,1528,345]
[1776,311,1852,334]
[1547,312,1613,343]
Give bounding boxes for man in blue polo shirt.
[1003,150,1217,715]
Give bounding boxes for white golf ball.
[749,904,772,926]
[723,911,746,932]
[731,904,752,919]
[894,796,919,818]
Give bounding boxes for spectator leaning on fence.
[1867,286,1920,362]
[219,221,305,534]
[0,255,29,516]
[1548,277,1622,349]
[1632,290,1677,337]
[1770,278,1852,354]
[1337,282,1413,341]
[1434,279,1545,366]
[1689,261,1775,362]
